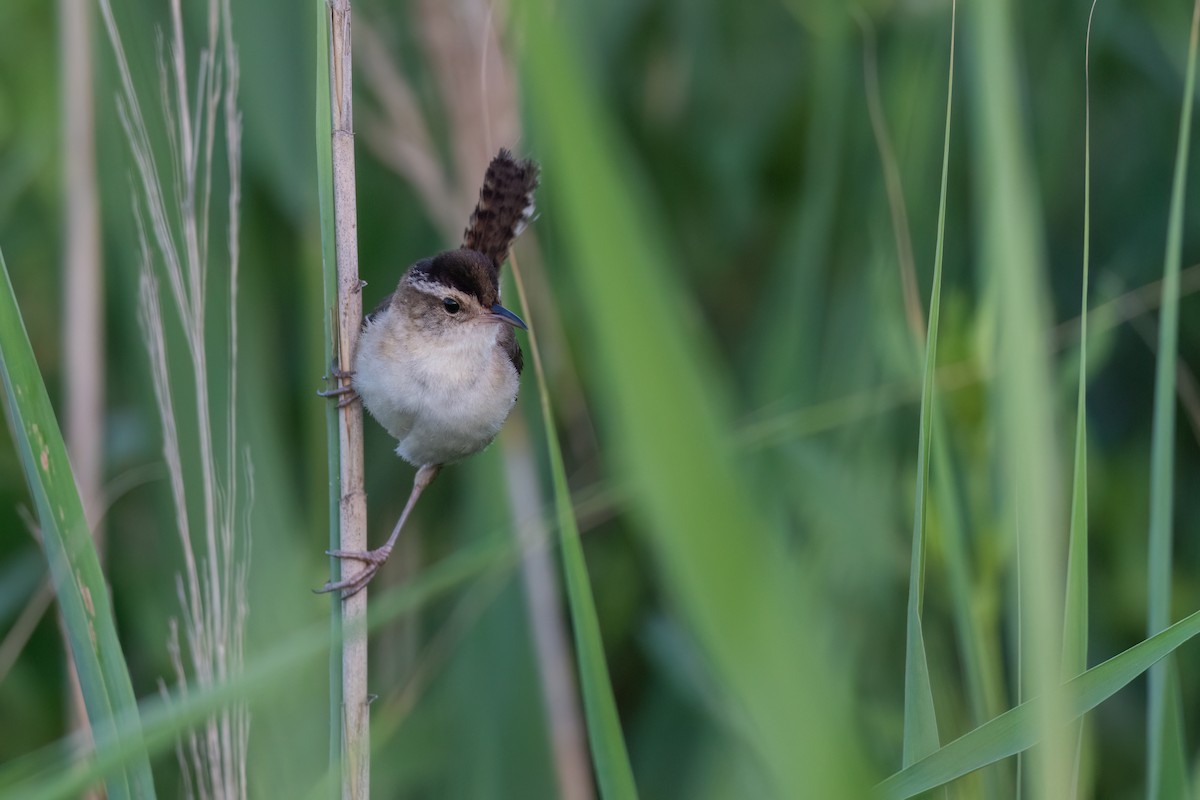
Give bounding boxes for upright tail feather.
[462,149,540,268]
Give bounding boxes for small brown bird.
[318,149,539,598]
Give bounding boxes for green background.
[1,0,1198,797]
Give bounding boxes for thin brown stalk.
[499,416,593,800]
[60,0,103,535]
[325,1,370,797]
[0,577,55,685]
[59,0,104,789]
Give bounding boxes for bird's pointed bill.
[491,303,528,330]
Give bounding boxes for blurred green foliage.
[2,0,1199,797]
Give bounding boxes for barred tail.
[462,148,540,268]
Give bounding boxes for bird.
[317,148,539,598]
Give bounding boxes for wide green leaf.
[514,13,642,797]
[0,247,156,799]
[968,0,1070,794]
[520,3,869,796]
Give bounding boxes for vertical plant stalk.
[59,0,104,787]
[968,0,1068,795]
[499,421,594,800]
[1146,2,1200,797]
[324,1,369,797]
[891,0,956,769]
[1062,4,1099,797]
[59,0,103,540]
[507,252,640,800]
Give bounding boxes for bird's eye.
[442,297,461,314]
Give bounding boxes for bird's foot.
[318,366,359,407]
[314,544,393,599]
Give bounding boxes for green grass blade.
[314,0,343,787]
[968,1,1069,794]
[931,414,1010,799]
[520,3,869,796]
[511,295,639,799]
[1146,3,1200,797]
[1063,0,1097,685]
[1062,4,1099,794]
[902,0,955,767]
[878,605,1200,799]
[0,248,156,799]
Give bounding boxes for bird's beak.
[490,303,528,330]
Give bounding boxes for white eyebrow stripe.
[405,275,475,303]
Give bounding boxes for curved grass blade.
[1146,3,1200,796]
[507,266,639,799]
[878,606,1200,799]
[0,248,156,799]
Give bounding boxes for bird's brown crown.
[410,250,500,308]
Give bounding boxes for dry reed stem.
[58,0,104,789]
[500,415,594,800]
[325,1,370,797]
[59,0,103,537]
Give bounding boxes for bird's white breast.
[352,306,520,467]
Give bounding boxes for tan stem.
[60,0,104,794]
[328,0,369,797]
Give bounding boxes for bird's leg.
[315,464,442,599]
[317,365,360,407]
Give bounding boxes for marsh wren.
[317,149,539,598]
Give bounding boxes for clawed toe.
[319,366,358,406]
[317,385,360,407]
[315,546,393,599]
[325,547,391,564]
[314,565,378,599]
